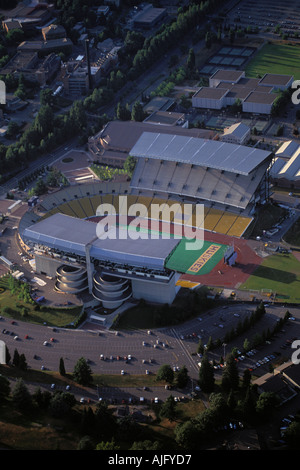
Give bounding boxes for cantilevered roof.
[90,226,180,269]
[22,213,98,256]
[23,213,180,269]
[130,132,271,175]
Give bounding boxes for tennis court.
[165,239,228,275]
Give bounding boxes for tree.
[131,101,145,122]
[124,155,136,177]
[156,364,174,384]
[34,105,54,136]
[186,48,195,70]
[77,435,95,450]
[0,374,10,402]
[116,102,131,121]
[12,378,32,411]
[221,353,239,391]
[40,88,55,107]
[255,391,279,420]
[73,357,93,386]
[96,439,120,450]
[59,357,66,376]
[176,365,189,388]
[159,395,177,421]
[130,440,161,450]
[174,420,200,450]
[49,392,73,418]
[198,353,214,392]
[284,421,300,449]
[242,368,252,389]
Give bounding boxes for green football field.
[240,253,300,303]
[245,43,300,80]
[165,239,228,275]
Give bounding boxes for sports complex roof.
[23,213,180,270]
[130,132,271,176]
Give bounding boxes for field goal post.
[261,288,273,298]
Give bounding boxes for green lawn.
[0,276,82,327]
[245,43,300,80]
[240,253,300,302]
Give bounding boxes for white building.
[220,122,250,145]
[270,140,300,188]
[192,69,294,115]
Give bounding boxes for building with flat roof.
[132,4,167,29]
[242,91,278,115]
[258,73,294,90]
[42,23,66,41]
[18,38,73,56]
[192,87,229,109]
[192,69,293,115]
[209,69,245,87]
[0,51,61,86]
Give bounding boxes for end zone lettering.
[188,244,221,273]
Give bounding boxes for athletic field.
[245,43,300,80]
[240,253,300,303]
[165,239,228,275]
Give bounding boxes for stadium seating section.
[19,181,252,239]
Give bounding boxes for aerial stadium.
[18,129,272,311]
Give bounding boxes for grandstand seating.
[21,175,253,242]
[130,157,267,212]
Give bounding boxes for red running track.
[180,231,263,289]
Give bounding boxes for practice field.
[165,239,228,275]
[240,253,300,303]
[245,43,300,80]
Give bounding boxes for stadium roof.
[23,213,97,256]
[23,213,180,269]
[130,132,271,175]
[90,226,180,269]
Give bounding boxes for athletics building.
[192,69,294,114]
[20,129,272,309]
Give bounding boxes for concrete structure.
[270,140,300,188]
[209,69,245,87]
[55,265,88,294]
[192,69,294,115]
[0,340,5,364]
[42,24,66,41]
[17,38,73,56]
[132,4,167,29]
[220,122,251,145]
[242,91,277,115]
[2,2,53,31]
[258,73,294,91]
[192,87,229,110]
[130,131,272,211]
[88,120,215,167]
[22,213,181,307]
[0,51,61,86]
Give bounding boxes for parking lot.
[227,0,300,37]
[1,301,300,403]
